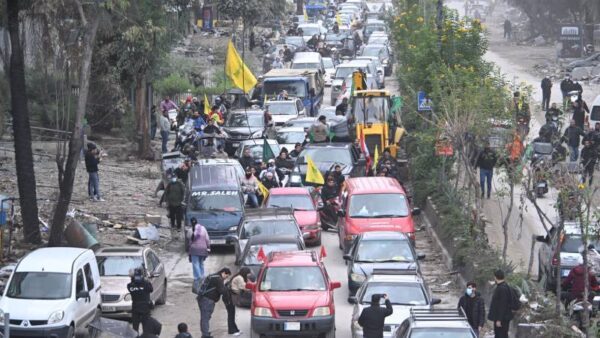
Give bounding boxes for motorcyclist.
[562,255,599,306]
[160,95,179,113]
[261,171,280,189]
[545,103,563,124]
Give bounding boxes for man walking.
[560,76,574,106]
[563,119,585,161]
[503,19,512,39]
[488,270,513,338]
[457,282,485,337]
[159,110,171,153]
[358,293,393,338]
[85,143,104,201]
[164,176,185,230]
[541,76,552,111]
[197,267,232,338]
[476,143,497,199]
[581,139,597,185]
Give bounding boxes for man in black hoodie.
[358,293,393,338]
[238,148,255,173]
[476,143,497,199]
[457,281,485,337]
[487,270,512,338]
[127,268,154,334]
[197,267,232,338]
[540,76,552,111]
[85,143,103,201]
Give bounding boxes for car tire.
[67,325,75,338]
[156,280,167,305]
[324,324,336,338]
[87,308,101,338]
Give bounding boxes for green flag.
[262,140,275,162]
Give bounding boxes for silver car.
[96,246,167,318]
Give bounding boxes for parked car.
[233,139,282,162]
[360,44,393,76]
[264,187,322,246]
[349,270,441,338]
[344,232,424,295]
[275,126,308,151]
[266,99,306,128]
[95,246,167,318]
[0,247,101,337]
[394,308,477,337]
[223,110,266,156]
[247,250,341,337]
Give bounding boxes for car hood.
[293,210,319,229]
[355,303,430,326]
[223,126,263,136]
[0,297,71,321]
[352,261,418,278]
[257,290,330,311]
[100,276,130,294]
[271,115,296,124]
[186,211,242,232]
[347,217,414,234]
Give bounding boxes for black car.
[223,110,266,156]
[288,143,366,187]
[343,232,424,295]
[238,234,305,279]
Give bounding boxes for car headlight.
[252,130,263,138]
[48,310,64,324]
[290,175,301,183]
[253,307,273,317]
[124,294,132,302]
[312,306,331,317]
[229,226,238,232]
[350,273,366,282]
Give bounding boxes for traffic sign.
[417,91,432,112]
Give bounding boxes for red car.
[337,177,420,253]
[247,250,341,337]
[264,187,322,246]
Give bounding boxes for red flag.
[320,246,327,260]
[257,246,266,262]
[359,130,371,169]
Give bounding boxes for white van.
[589,94,600,128]
[291,52,325,74]
[0,247,101,337]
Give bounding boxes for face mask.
[466,287,473,296]
[171,178,177,183]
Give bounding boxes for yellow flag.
[305,156,324,185]
[336,14,342,26]
[225,40,257,93]
[258,181,270,199]
[372,144,379,170]
[303,7,308,22]
[204,93,211,114]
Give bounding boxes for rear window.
[260,266,326,291]
[267,194,315,211]
[356,239,414,262]
[291,62,320,70]
[244,244,300,265]
[361,282,427,305]
[97,256,144,276]
[241,220,299,239]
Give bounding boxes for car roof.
[269,187,311,196]
[244,207,296,221]
[18,247,90,273]
[266,100,297,105]
[96,246,145,257]
[346,177,406,194]
[304,142,352,150]
[367,272,422,283]
[229,109,264,115]
[247,234,301,246]
[189,165,239,190]
[359,231,410,241]
[266,250,322,266]
[276,126,306,133]
[197,158,242,166]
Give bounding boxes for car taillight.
[406,232,415,241]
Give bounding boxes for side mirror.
[417,253,426,260]
[337,210,346,217]
[246,281,257,291]
[330,281,342,289]
[343,254,352,261]
[431,298,442,305]
[411,208,421,216]
[348,296,357,304]
[77,290,90,300]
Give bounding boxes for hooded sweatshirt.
[189,224,210,257]
[562,264,599,296]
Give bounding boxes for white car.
[266,99,306,128]
[275,126,308,151]
[323,57,336,86]
[298,23,327,42]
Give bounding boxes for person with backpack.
[197,267,232,338]
[488,269,518,338]
[188,218,210,285]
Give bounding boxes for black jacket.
[127,279,154,313]
[85,151,99,173]
[572,107,586,128]
[487,281,513,322]
[175,333,193,338]
[563,126,585,147]
[476,149,497,170]
[581,146,598,167]
[139,316,162,338]
[560,79,574,92]
[320,184,338,202]
[239,155,255,171]
[541,78,552,92]
[199,273,229,303]
[358,299,393,338]
[458,292,486,329]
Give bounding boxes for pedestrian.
[571,100,586,129]
[175,322,192,338]
[271,56,284,69]
[476,143,497,199]
[223,277,241,336]
[139,317,162,338]
[457,282,486,337]
[85,143,104,201]
[249,30,256,51]
[581,139,597,185]
[197,267,232,338]
[127,268,154,335]
[541,76,552,111]
[309,115,329,143]
[562,119,585,161]
[229,267,252,307]
[241,166,260,208]
[503,19,512,39]
[487,269,513,338]
[160,111,171,153]
[188,217,210,284]
[560,76,574,106]
[164,176,185,230]
[357,293,393,338]
[150,105,158,140]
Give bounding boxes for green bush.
[154,73,197,97]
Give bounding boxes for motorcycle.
[318,197,340,231]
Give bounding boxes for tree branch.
[74,0,88,26]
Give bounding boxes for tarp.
[88,317,138,338]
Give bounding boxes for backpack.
[508,285,522,311]
[193,275,216,296]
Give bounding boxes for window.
[267,194,315,211]
[240,220,300,240]
[361,282,427,305]
[97,256,144,276]
[149,252,160,272]
[84,263,95,290]
[356,240,414,262]
[145,252,155,273]
[296,100,304,112]
[349,193,409,218]
[260,266,326,291]
[76,269,86,294]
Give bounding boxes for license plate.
[232,143,240,148]
[284,322,301,331]
[210,239,227,245]
[102,306,116,312]
[537,183,546,188]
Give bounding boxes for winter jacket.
[241,175,259,193]
[476,149,497,171]
[487,281,513,322]
[560,79,574,93]
[164,180,185,207]
[563,126,585,147]
[309,122,329,142]
[562,264,599,297]
[199,273,230,303]
[541,78,552,92]
[189,224,210,257]
[572,107,586,129]
[581,145,598,167]
[358,299,393,338]
[458,292,486,329]
[85,151,99,173]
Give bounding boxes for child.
[175,323,192,338]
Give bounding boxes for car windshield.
[356,240,414,262]
[410,328,476,338]
[299,148,351,165]
[264,80,307,98]
[562,236,600,253]
[291,62,320,70]
[349,193,409,218]
[284,119,316,129]
[225,114,264,128]
[369,37,388,45]
[361,282,427,305]
[285,36,304,47]
[268,194,315,210]
[7,272,72,300]
[190,190,243,212]
[365,25,385,35]
[244,243,299,265]
[240,220,299,239]
[276,131,306,145]
[97,256,144,276]
[260,266,326,291]
[243,143,281,159]
[352,96,389,123]
[323,58,334,68]
[335,67,357,79]
[267,103,297,115]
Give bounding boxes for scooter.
[318,197,340,231]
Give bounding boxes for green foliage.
[218,0,286,25]
[154,73,196,97]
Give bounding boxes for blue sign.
[417,91,432,112]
